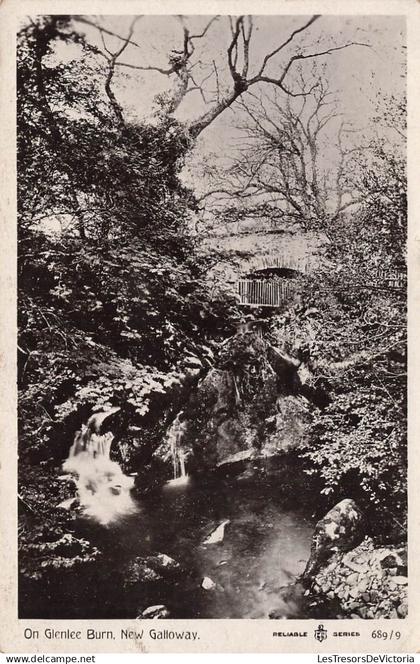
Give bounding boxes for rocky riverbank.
[296,498,408,620]
[308,537,407,619]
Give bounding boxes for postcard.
[0,0,418,653]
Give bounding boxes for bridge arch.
[237,253,307,307]
[239,252,308,277]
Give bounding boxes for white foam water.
[165,412,190,488]
[63,426,137,525]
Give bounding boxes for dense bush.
[17,15,239,565]
[296,126,406,538]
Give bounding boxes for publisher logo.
[314,624,328,643]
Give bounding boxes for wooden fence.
[238,279,296,307]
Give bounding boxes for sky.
[55,14,406,199]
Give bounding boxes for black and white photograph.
[15,10,407,627]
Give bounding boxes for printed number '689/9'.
[372,630,401,640]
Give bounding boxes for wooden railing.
[238,279,296,307]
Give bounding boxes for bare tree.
[198,74,369,231]
[75,15,369,138]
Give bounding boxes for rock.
[139,605,170,620]
[303,499,366,581]
[343,560,365,574]
[57,497,78,510]
[201,576,216,591]
[203,520,230,545]
[392,576,408,585]
[188,331,309,470]
[263,395,311,455]
[347,572,359,586]
[354,555,367,564]
[217,450,254,468]
[397,602,408,618]
[123,553,181,588]
[124,559,162,587]
[151,553,181,572]
[57,474,74,482]
[297,363,313,389]
[184,356,203,369]
[348,586,360,599]
[191,368,244,468]
[267,345,300,381]
[379,552,403,569]
[236,468,257,481]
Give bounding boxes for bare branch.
[76,14,370,139]
[190,16,220,40]
[74,16,142,48]
[212,60,221,103]
[255,15,320,78]
[115,61,173,75]
[242,16,253,78]
[103,16,142,129]
[227,17,243,80]
[277,42,370,89]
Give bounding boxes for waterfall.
[179,449,186,478]
[63,409,137,524]
[166,411,189,487]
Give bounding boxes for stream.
[23,473,314,619]
[20,422,316,619]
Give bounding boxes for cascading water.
[166,411,189,487]
[63,409,137,525]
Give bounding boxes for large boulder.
[302,499,366,582]
[187,366,260,469]
[184,331,306,470]
[262,395,311,455]
[151,330,311,474]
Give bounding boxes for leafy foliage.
[295,112,407,537]
[17,16,239,577]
